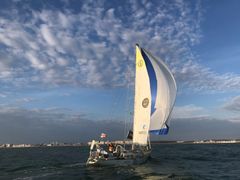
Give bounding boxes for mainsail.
[132,45,151,145]
[133,44,177,145]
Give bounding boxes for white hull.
[86,149,151,166]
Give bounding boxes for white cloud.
[56,57,68,66]
[0,93,7,98]
[0,0,239,93]
[172,104,208,118]
[0,71,12,78]
[14,97,36,105]
[25,51,47,70]
[175,61,240,93]
[222,96,240,112]
[0,1,200,89]
[40,24,57,46]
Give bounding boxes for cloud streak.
[0,106,125,144]
[0,106,239,144]
[172,104,208,119]
[159,117,240,141]
[223,96,240,112]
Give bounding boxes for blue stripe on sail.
[149,125,169,135]
[141,49,157,115]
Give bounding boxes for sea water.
[0,144,240,179]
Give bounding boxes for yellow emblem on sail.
[136,45,145,68]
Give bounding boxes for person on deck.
[108,143,115,153]
[98,148,108,158]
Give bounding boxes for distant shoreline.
[151,139,240,144]
[1,139,240,149]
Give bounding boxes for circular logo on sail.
[137,60,144,67]
[142,98,149,108]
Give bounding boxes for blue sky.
[0,0,240,143]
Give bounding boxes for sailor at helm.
[108,143,115,153]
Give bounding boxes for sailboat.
[86,44,177,166]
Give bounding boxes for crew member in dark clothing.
[108,143,114,153]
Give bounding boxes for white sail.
[132,45,151,145]
[142,48,177,135]
[133,44,177,145]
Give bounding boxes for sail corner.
[149,125,169,135]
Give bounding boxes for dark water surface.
[0,144,240,179]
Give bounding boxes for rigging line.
[123,93,127,142]
[124,64,134,144]
[127,84,133,135]
[126,82,133,134]
[129,72,134,129]
[124,67,131,141]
